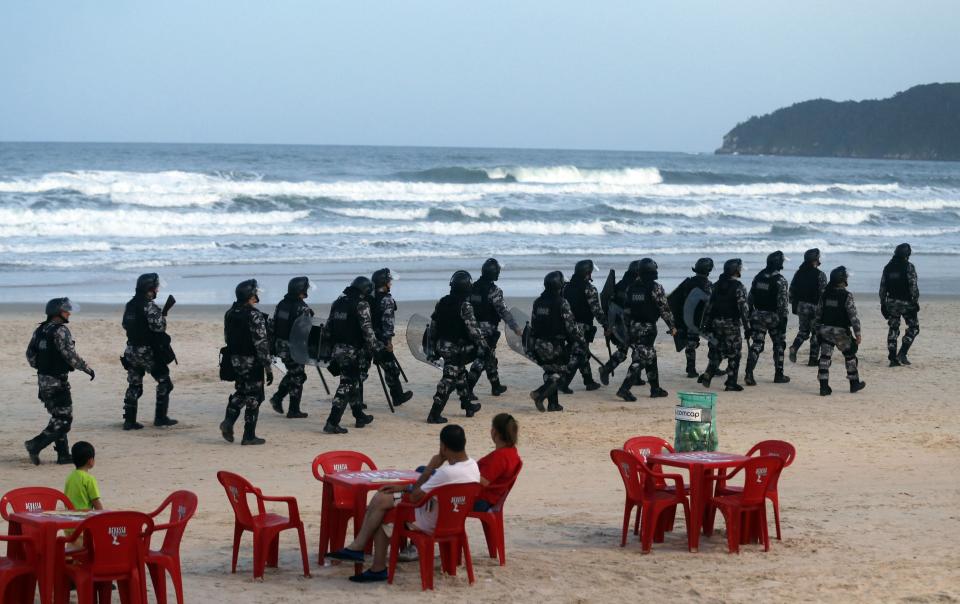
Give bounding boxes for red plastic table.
[8,509,104,604]
[318,469,419,572]
[647,451,750,552]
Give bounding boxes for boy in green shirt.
[64,442,103,511]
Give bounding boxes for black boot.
[897,341,912,366]
[557,376,574,395]
[269,388,286,414]
[724,378,744,392]
[426,401,448,424]
[744,359,757,386]
[460,398,482,418]
[241,409,265,445]
[220,405,241,443]
[649,379,668,398]
[530,382,556,412]
[390,387,413,406]
[685,360,698,379]
[788,347,798,363]
[154,403,178,427]
[54,439,73,465]
[323,405,348,434]
[286,393,308,419]
[819,379,832,396]
[698,370,713,388]
[123,407,144,431]
[616,374,637,402]
[598,363,612,386]
[490,379,507,396]
[546,390,563,412]
[24,436,46,466]
[774,370,790,384]
[353,405,374,428]
[849,379,866,393]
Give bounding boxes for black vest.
[371,291,394,338]
[750,270,780,312]
[613,274,636,305]
[122,296,153,346]
[328,293,363,347]
[791,265,823,304]
[820,286,851,327]
[433,295,469,341]
[882,261,911,300]
[531,293,565,339]
[469,279,498,324]
[626,279,660,323]
[273,295,305,342]
[34,322,72,376]
[564,277,593,324]
[711,277,741,320]
[225,304,257,356]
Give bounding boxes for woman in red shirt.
[475,413,521,511]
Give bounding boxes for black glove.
[85,368,96,381]
[265,369,274,386]
[375,347,391,364]
[744,328,754,340]
[791,301,798,315]
[880,303,890,320]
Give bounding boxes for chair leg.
[387,528,402,585]
[96,580,112,604]
[760,506,771,552]
[463,535,475,585]
[725,509,740,554]
[640,502,656,553]
[170,562,185,604]
[267,534,280,568]
[418,539,435,591]
[231,524,243,573]
[770,492,782,540]
[621,501,632,547]
[252,532,266,580]
[680,499,693,552]
[148,564,168,604]
[297,523,311,577]
[495,515,506,566]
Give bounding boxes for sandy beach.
[1,298,958,603]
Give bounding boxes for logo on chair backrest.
[754,467,768,484]
[177,504,187,520]
[25,501,42,512]
[619,462,631,477]
[639,448,650,459]
[229,485,240,502]
[108,526,127,546]
[450,496,466,513]
[333,463,348,472]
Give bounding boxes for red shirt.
[477,446,521,505]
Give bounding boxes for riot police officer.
[467,258,521,397]
[322,277,382,434]
[745,251,791,385]
[428,271,487,424]
[220,280,273,445]
[619,259,676,400]
[669,257,715,378]
[880,243,920,366]
[817,267,866,395]
[121,273,177,430]
[561,259,606,392]
[789,248,827,366]
[528,271,586,412]
[269,276,313,419]
[599,260,644,386]
[371,268,413,405]
[698,259,751,391]
[24,298,95,465]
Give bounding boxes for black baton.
[375,363,395,413]
[314,365,331,395]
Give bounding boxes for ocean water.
[1,142,959,304]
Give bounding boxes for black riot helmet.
[894,243,912,260]
[45,297,76,318]
[287,276,310,297]
[638,258,658,281]
[450,270,473,297]
[372,268,393,289]
[481,258,501,281]
[803,248,821,265]
[543,270,565,294]
[829,266,849,286]
[136,272,161,294]
[693,257,714,275]
[626,260,642,277]
[350,276,374,297]
[574,259,595,280]
[766,250,785,272]
[235,279,261,303]
[723,258,743,278]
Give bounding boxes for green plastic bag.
[674,391,718,452]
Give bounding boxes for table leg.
[688,465,703,552]
[38,525,56,604]
[318,482,333,566]
[352,490,368,576]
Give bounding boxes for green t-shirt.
[64,469,101,511]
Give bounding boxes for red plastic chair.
[1,486,75,521]
[146,490,198,604]
[621,437,681,535]
[710,456,785,553]
[55,511,153,604]
[217,471,310,580]
[387,483,481,591]
[467,459,523,566]
[0,534,39,603]
[311,451,377,564]
[711,440,796,539]
[610,449,692,553]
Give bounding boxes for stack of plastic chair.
[217,471,310,580]
[146,490,198,604]
[311,451,377,565]
[709,456,785,553]
[610,449,692,553]
[467,460,523,566]
[387,483,481,590]
[621,437,681,534]
[0,533,39,603]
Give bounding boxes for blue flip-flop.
[349,569,388,583]
[328,548,365,563]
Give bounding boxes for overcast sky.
[1,0,957,151]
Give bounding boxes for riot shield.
[288,313,328,366]
[599,269,616,315]
[504,306,536,362]
[405,313,443,369]
[607,301,628,346]
[683,287,710,335]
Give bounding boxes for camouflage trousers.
[625,322,659,388]
[468,324,502,387]
[747,311,787,374]
[817,326,860,382]
[433,340,473,407]
[31,374,73,453]
[378,348,405,395]
[227,356,265,429]
[685,332,717,371]
[532,338,579,386]
[122,345,173,420]
[884,298,920,359]
[330,344,370,417]
[273,339,307,406]
[704,319,744,384]
[790,302,820,364]
[569,322,596,383]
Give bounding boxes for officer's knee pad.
[157,377,173,396]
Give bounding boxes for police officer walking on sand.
[699,259,751,391]
[467,258,521,398]
[371,268,413,405]
[599,260,644,387]
[617,259,675,401]
[220,280,273,445]
[789,248,827,366]
[880,243,920,367]
[25,298,95,465]
[744,251,791,386]
[269,276,313,419]
[121,273,177,430]
[427,271,487,424]
[561,259,606,393]
[529,271,586,412]
[321,277,381,434]
[816,266,866,395]
[671,257,715,378]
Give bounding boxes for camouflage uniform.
[271,295,312,416]
[223,304,273,437]
[674,275,714,374]
[746,270,790,378]
[880,261,920,362]
[700,275,751,387]
[789,266,828,365]
[25,320,91,460]
[601,273,643,384]
[816,287,862,383]
[531,297,585,388]
[328,298,381,420]
[433,301,486,411]
[122,296,173,424]
[372,291,407,399]
[621,280,674,394]
[467,280,519,391]
[563,276,606,386]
